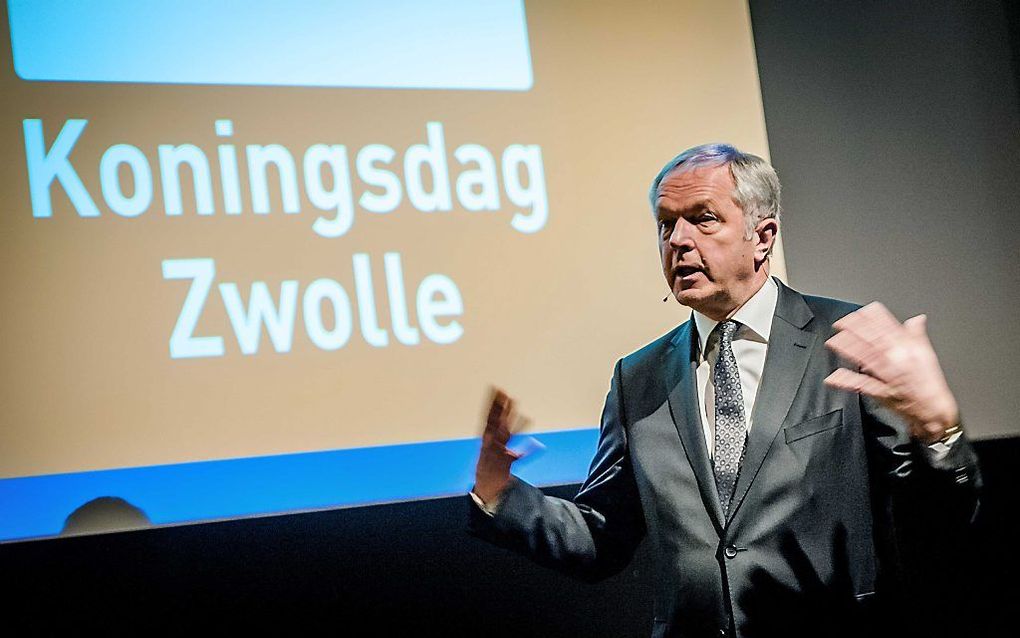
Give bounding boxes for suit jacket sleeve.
[860,394,981,527]
[466,358,647,583]
[860,392,982,617]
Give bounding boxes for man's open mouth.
[675,265,703,279]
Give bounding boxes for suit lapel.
[666,320,725,535]
[725,279,816,526]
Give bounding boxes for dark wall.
[3,1,1019,635]
[752,0,1020,440]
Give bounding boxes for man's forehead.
[655,165,734,210]
[659,162,733,189]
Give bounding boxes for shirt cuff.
[924,430,963,462]
[470,490,502,517]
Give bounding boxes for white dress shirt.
[692,277,778,460]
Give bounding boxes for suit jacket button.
[724,545,738,559]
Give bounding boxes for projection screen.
[0,0,785,542]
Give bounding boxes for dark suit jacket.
[467,279,981,638]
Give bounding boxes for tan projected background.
[0,0,785,479]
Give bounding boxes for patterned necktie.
[712,320,747,517]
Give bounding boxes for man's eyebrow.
[656,198,716,217]
[688,198,717,211]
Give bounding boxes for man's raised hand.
[473,387,532,505]
[824,302,960,444]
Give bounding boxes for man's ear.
[753,218,779,263]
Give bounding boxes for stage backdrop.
[0,0,784,542]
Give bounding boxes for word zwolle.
[162,253,461,359]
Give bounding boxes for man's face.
[655,163,770,320]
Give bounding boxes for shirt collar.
[692,276,779,356]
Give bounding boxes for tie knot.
[715,320,740,344]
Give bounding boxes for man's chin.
[676,287,721,314]
[675,288,705,308]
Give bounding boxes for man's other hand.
[824,302,960,444]
[473,387,532,505]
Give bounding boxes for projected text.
[162,253,462,358]
[23,119,548,238]
[22,118,547,360]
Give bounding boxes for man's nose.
[669,218,696,251]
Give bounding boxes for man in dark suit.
[467,144,981,638]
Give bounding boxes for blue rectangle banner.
[8,0,533,90]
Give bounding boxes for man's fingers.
[511,414,532,436]
[483,386,530,446]
[825,329,880,369]
[834,301,899,333]
[483,387,513,440]
[824,368,892,400]
[833,303,901,353]
[859,301,900,326]
[499,392,515,432]
[492,386,512,421]
[485,387,507,422]
[825,330,905,381]
[828,303,934,384]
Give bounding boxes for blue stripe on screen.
[0,427,597,542]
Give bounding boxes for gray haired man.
[468,144,981,638]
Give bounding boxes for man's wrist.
[470,489,503,516]
[472,474,511,505]
[921,413,964,463]
[936,422,963,444]
[915,409,962,445]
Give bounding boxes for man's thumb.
[904,313,927,336]
[507,436,546,462]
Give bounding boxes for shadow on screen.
[60,496,152,536]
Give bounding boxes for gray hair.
[648,143,781,254]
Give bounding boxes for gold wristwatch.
[937,423,962,444]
